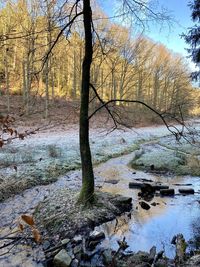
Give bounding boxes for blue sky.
[146,0,192,57]
[101,0,194,67]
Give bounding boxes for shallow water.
[97,170,200,258]
[0,144,200,265]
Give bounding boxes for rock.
[139,184,155,201]
[72,235,82,245]
[54,249,72,267]
[155,250,164,262]
[81,250,97,261]
[150,164,155,170]
[73,244,83,255]
[149,246,156,263]
[112,195,132,211]
[151,202,157,206]
[171,235,176,245]
[175,234,187,264]
[61,239,70,245]
[105,179,119,184]
[141,183,155,194]
[124,251,152,266]
[178,188,194,194]
[139,201,151,210]
[102,249,113,265]
[43,240,51,250]
[129,182,143,188]
[160,189,175,196]
[88,240,100,250]
[89,230,105,242]
[90,249,105,266]
[152,185,169,191]
[185,255,200,266]
[141,184,155,195]
[71,259,79,267]
[79,260,93,267]
[154,259,169,267]
[120,138,126,144]
[135,251,150,262]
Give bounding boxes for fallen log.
[160,189,175,196]
[178,188,194,194]
[129,182,143,189]
[152,185,169,191]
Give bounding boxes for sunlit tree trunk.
[4,47,10,113]
[22,60,27,105]
[51,64,55,102]
[45,57,49,118]
[72,48,77,99]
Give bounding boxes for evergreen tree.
[184,0,200,81]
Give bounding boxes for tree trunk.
[78,0,94,203]
[22,60,27,105]
[5,48,10,113]
[72,48,77,99]
[45,58,49,118]
[51,65,55,102]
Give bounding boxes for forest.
[0,0,200,267]
[0,0,199,118]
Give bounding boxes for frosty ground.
[0,123,181,201]
[0,122,200,266]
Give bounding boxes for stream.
[95,153,200,258]
[0,146,200,265]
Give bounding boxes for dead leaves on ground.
[32,228,41,243]
[0,115,29,147]
[21,214,35,226]
[18,214,41,243]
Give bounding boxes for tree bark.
[79,0,94,203]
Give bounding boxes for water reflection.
[97,174,200,258]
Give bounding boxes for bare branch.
[40,10,83,71]
[88,98,187,139]
[89,83,118,130]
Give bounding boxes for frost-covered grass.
[1,123,200,201]
[131,145,186,173]
[159,135,200,155]
[131,138,200,176]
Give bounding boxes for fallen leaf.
[21,214,35,226]
[32,228,41,243]
[18,223,24,232]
